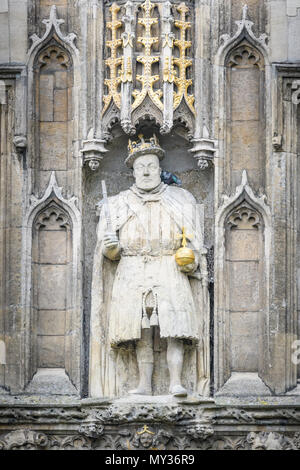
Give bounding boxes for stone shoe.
[170,384,187,397]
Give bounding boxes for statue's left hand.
[179,261,198,274]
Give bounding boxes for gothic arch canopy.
[25,172,80,230]
[215,4,269,67]
[27,5,79,64]
[216,170,271,229]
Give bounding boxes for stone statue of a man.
[89,135,209,398]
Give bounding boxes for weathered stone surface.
[37,310,66,336]
[269,0,288,61]
[231,69,260,122]
[231,121,261,170]
[38,336,65,368]
[39,230,67,264]
[25,368,78,395]
[38,265,66,310]
[0,11,9,63]
[39,122,68,170]
[229,261,260,311]
[288,14,300,61]
[0,0,300,450]
[216,373,271,397]
[9,0,27,62]
[39,75,54,121]
[54,89,68,122]
[229,230,259,260]
[230,333,259,371]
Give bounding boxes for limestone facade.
[1,0,300,450]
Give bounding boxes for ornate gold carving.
[132,0,163,111]
[173,2,195,114]
[102,3,123,114]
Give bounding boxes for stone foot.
[170,384,187,397]
[128,387,152,396]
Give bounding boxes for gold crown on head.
[125,133,165,168]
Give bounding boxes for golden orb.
[175,246,195,266]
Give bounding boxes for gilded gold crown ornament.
[173,3,195,114]
[175,227,195,266]
[132,0,163,112]
[125,134,165,168]
[102,3,123,114]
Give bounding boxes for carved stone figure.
[89,135,209,398]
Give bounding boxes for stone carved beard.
[132,153,161,192]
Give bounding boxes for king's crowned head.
[125,134,165,168]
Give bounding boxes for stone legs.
[129,329,154,395]
[167,338,187,396]
[129,330,187,396]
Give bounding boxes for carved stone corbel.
[189,126,216,169]
[13,134,27,159]
[80,129,108,171]
[272,132,282,151]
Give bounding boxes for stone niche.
[214,185,272,397]
[225,42,265,191]
[27,200,78,395]
[226,205,264,374]
[82,125,214,397]
[33,42,74,190]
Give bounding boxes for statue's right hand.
[103,232,121,260]
[103,232,119,250]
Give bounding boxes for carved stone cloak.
[89,184,210,398]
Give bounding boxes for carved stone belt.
[122,251,175,257]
